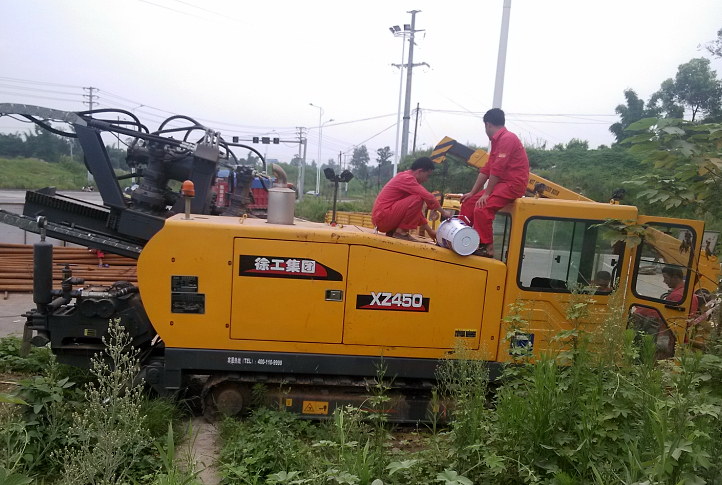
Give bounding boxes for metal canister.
[436,218,480,256]
[267,187,295,225]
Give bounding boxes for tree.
[609,89,659,143]
[375,146,394,185]
[349,145,370,176]
[0,126,71,163]
[324,157,339,172]
[701,27,722,59]
[647,79,685,119]
[239,150,259,167]
[650,58,722,122]
[349,145,371,193]
[566,138,589,151]
[623,117,722,220]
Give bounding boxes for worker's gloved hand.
[441,209,453,220]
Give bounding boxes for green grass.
[295,196,375,222]
[0,156,89,190]
[214,290,722,485]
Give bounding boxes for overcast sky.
[1,0,721,167]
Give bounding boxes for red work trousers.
[372,195,425,233]
[459,185,516,244]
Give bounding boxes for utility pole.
[492,0,512,109]
[300,136,308,199]
[391,27,407,177]
[83,87,96,186]
[412,103,420,154]
[400,10,422,162]
[296,127,307,201]
[83,87,96,111]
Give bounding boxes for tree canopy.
[623,117,722,220]
[651,58,722,121]
[0,126,72,163]
[702,27,722,59]
[609,89,658,143]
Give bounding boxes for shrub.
[60,318,154,484]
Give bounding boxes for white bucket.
[436,218,480,256]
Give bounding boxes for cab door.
[625,216,705,355]
[501,199,639,361]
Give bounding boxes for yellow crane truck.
[0,104,717,421]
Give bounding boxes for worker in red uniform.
[634,266,698,353]
[459,109,530,258]
[636,266,698,316]
[372,157,453,241]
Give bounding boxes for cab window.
[519,218,621,293]
[632,224,695,305]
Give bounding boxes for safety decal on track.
[302,401,329,415]
[238,256,343,281]
[356,292,430,312]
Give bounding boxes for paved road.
[0,293,32,338]
[0,189,104,205]
[0,189,106,246]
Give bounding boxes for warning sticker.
[302,401,329,415]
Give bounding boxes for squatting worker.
[372,157,453,241]
[459,108,530,258]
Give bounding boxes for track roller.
[202,375,252,420]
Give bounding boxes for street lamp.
[390,24,410,177]
[317,119,335,195]
[309,103,333,195]
[309,103,323,195]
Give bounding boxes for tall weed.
[60,318,153,484]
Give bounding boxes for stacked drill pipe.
[0,243,137,292]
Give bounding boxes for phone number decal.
[227,357,283,366]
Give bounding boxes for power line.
[0,76,84,89]
[344,123,398,154]
[0,83,83,96]
[422,108,616,117]
[0,90,84,103]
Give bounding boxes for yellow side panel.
[230,238,348,343]
[343,246,487,349]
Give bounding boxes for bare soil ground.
[183,416,221,485]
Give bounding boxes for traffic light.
[252,136,259,144]
[262,137,270,144]
[273,137,280,144]
[232,136,239,143]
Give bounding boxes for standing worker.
[459,108,530,258]
[372,157,453,241]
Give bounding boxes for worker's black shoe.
[472,247,494,258]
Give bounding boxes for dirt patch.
[182,416,221,485]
